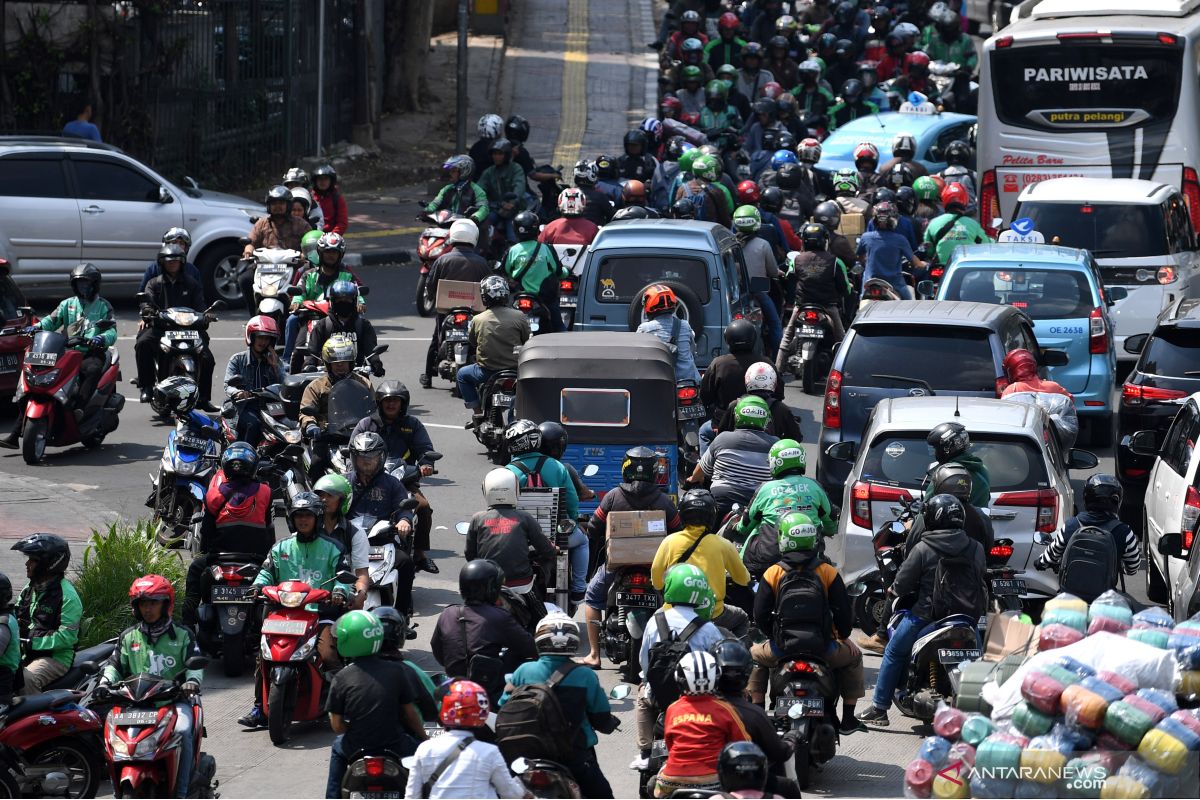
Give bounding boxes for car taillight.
[1089,308,1107,355]
[1121,383,1188,407]
[1181,487,1200,549]
[995,488,1058,533]
[452,313,469,325]
[1183,168,1200,233]
[980,170,999,238]
[802,309,820,323]
[517,297,534,311]
[995,35,1013,47]
[364,757,385,778]
[1157,265,1177,285]
[823,369,842,429]
[850,481,912,529]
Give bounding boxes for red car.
[0,260,34,400]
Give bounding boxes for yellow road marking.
[552,0,589,169]
[343,226,426,239]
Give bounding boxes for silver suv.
[0,136,263,301]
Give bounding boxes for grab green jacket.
[477,162,528,205]
[17,577,82,667]
[737,473,837,539]
[427,182,490,226]
[103,622,203,689]
[502,240,567,295]
[38,296,116,352]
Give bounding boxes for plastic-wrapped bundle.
[1137,717,1200,775]
[977,732,1025,773]
[1105,694,1166,747]
[962,712,995,746]
[1062,755,1110,799]
[1167,617,1200,665]
[1012,700,1055,737]
[1052,655,1096,680]
[1004,391,1078,450]
[1087,590,1133,636]
[1179,669,1200,697]
[1014,781,1058,798]
[917,736,953,769]
[1128,607,1175,648]
[904,758,934,799]
[1135,688,1178,717]
[1114,755,1176,798]
[1170,708,1200,738]
[1095,670,1137,697]
[948,741,976,768]
[933,703,966,740]
[1099,775,1150,799]
[931,771,970,799]
[970,775,1017,799]
[1021,668,1073,714]
[1020,726,1075,784]
[1040,623,1085,651]
[1062,676,1124,730]
[1044,592,1089,616]
[1043,607,1088,633]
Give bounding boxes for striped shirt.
[1040,511,1140,575]
[699,429,778,506]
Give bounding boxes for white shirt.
[403,729,526,799]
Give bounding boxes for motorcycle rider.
[636,284,701,384]
[619,130,659,182]
[887,51,942,108]
[11,534,81,693]
[478,139,528,209]
[579,447,685,668]
[1035,474,1140,580]
[313,473,372,597]
[299,335,373,480]
[224,316,284,446]
[457,276,531,424]
[851,142,882,191]
[738,439,838,546]
[788,222,852,341]
[733,205,783,358]
[912,175,944,233]
[674,154,731,226]
[831,169,870,215]
[813,200,859,273]
[421,218,491,390]
[922,1,978,71]
[0,574,17,705]
[716,364,801,444]
[137,243,216,410]
[690,396,779,519]
[856,200,925,298]
[503,211,568,332]
[879,132,928,178]
[466,469,556,597]
[538,421,595,504]
[425,155,490,228]
[283,232,362,365]
[925,421,991,507]
[736,42,775,101]
[1000,347,1071,399]
[827,79,880,131]
[306,277,381,374]
[571,160,616,226]
[345,431,416,612]
[100,575,204,799]
[240,185,312,312]
[373,607,438,712]
[699,321,780,453]
[140,228,202,290]
[705,13,747,70]
[539,187,600,248]
[924,183,990,269]
[500,614,618,798]
[312,165,349,234]
[791,60,834,132]
[1,264,116,448]
[325,610,426,798]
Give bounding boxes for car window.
[0,156,69,199]
[592,255,710,305]
[1165,195,1195,252]
[1139,328,1200,378]
[722,250,742,306]
[1162,402,1199,475]
[860,432,1050,492]
[1015,201,1168,258]
[842,325,997,392]
[943,267,1093,320]
[931,123,971,159]
[72,157,161,203]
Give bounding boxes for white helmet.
[478,113,504,139]
[572,159,599,186]
[558,187,587,217]
[483,468,519,507]
[290,186,314,212]
[534,613,581,654]
[448,218,479,246]
[744,362,778,393]
[675,650,720,695]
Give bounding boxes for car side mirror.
[825,441,856,462]
[1106,286,1129,303]
[846,581,868,597]
[1067,449,1098,470]
[1034,531,1053,547]
[916,279,935,298]
[184,656,209,670]
[1123,333,1149,355]
[1126,429,1160,457]
[1158,532,1185,559]
[158,186,174,204]
[1040,349,1070,367]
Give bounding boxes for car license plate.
[261,618,308,636]
[677,404,706,420]
[24,352,57,367]
[266,402,285,417]
[369,547,385,562]
[616,591,658,609]
[171,329,202,340]
[112,710,160,727]
[0,353,19,374]
[493,392,514,406]
[175,433,209,452]
[211,585,254,602]
[560,296,577,308]
[991,578,1026,596]
[775,696,824,717]
[799,325,824,337]
[937,648,981,664]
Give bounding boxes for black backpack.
[645,611,705,708]
[494,662,580,763]
[774,557,833,659]
[1057,520,1122,603]
[931,546,988,620]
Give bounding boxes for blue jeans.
[568,528,588,595]
[872,613,926,710]
[325,735,348,799]
[282,314,303,361]
[234,399,264,446]
[754,291,782,357]
[175,703,194,799]
[699,420,716,455]
[456,363,495,409]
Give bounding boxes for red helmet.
[759,81,784,100]
[440,680,490,728]
[1002,348,1039,384]
[853,142,880,164]
[718,12,741,31]
[643,283,679,316]
[930,175,947,193]
[245,314,280,346]
[129,574,175,619]
[905,51,931,72]
[940,182,970,209]
[622,180,648,204]
[736,180,762,204]
[660,95,683,118]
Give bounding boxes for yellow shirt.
[651,524,752,616]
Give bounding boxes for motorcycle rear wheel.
[620,636,642,684]
[267,680,297,746]
[415,273,434,317]
[222,631,245,678]
[27,738,101,799]
[21,417,46,465]
[0,768,16,798]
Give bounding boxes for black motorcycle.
[776,303,837,395]
[473,369,518,464]
[769,656,840,790]
[436,307,475,385]
[197,555,261,677]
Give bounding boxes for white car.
[1128,392,1200,610]
[824,396,1098,603]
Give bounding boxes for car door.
[1148,401,1199,559]
[1173,524,1200,621]
[67,154,183,281]
[0,154,81,283]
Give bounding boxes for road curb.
[344,250,412,268]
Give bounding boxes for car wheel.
[1145,522,1169,604]
[627,281,704,332]
[198,240,245,304]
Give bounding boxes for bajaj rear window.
[561,388,630,427]
[593,255,710,304]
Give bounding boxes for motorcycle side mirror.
[335,570,357,584]
[370,344,389,357]
[916,279,935,298]
[511,757,528,775]
[238,237,252,247]
[17,306,33,318]
[846,581,868,597]
[609,683,633,700]
[207,300,227,312]
[556,518,576,535]
[455,522,469,535]
[135,292,151,304]
[184,656,209,670]
[425,451,444,462]
[79,660,100,676]
[583,464,600,477]
[236,564,258,577]
[889,520,906,535]
[358,286,371,297]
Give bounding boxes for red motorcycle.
[415,208,471,317]
[12,318,124,464]
[0,263,34,403]
[0,687,104,798]
[287,295,331,374]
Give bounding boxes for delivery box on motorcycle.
[434,280,484,313]
[606,510,667,567]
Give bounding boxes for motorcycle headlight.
[278,590,306,608]
[292,634,318,662]
[174,458,197,476]
[108,729,131,757]
[282,429,302,444]
[27,368,60,387]
[165,310,200,326]
[132,728,165,759]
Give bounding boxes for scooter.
[473,370,518,464]
[136,297,224,405]
[601,565,660,684]
[197,554,261,678]
[776,303,836,395]
[12,319,124,464]
[287,296,330,375]
[249,247,303,322]
[675,380,703,481]
[0,674,105,799]
[435,307,474,384]
[769,657,840,791]
[148,406,223,550]
[356,498,420,612]
[340,750,408,798]
[511,755,581,799]
[890,595,981,722]
[849,498,923,636]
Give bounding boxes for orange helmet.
[440,680,490,728]
[622,180,647,205]
[643,283,679,316]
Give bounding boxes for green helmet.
[335,610,384,658]
[733,395,770,430]
[732,205,762,233]
[679,148,701,175]
[693,154,721,182]
[769,438,806,477]
[832,168,860,196]
[717,63,738,80]
[778,511,819,554]
[301,229,323,266]
[314,473,352,515]
[682,65,704,82]
[663,563,714,613]
[913,175,939,202]
[706,79,728,99]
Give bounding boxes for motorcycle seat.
[0,689,78,720]
[41,641,117,692]
[917,614,979,638]
[283,372,320,389]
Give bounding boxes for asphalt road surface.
[0,250,1131,798]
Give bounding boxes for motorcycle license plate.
[266,402,285,417]
[211,585,255,602]
[0,353,19,374]
[560,296,577,308]
[423,722,447,737]
[677,403,706,420]
[444,330,468,341]
[112,710,160,727]
[991,578,1026,596]
[369,546,386,562]
[799,325,824,337]
[171,330,202,340]
[937,648,981,665]
[24,352,57,367]
[261,618,308,636]
[615,591,658,609]
[492,393,514,406]
[358,792,401,799]
[775,696,824,717]
[650,740,667,759]
[175,433,209,452]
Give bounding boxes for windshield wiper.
[871,374,936,396]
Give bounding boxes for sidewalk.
[0,470,121,541]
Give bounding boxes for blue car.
[817,109,977,175]
[935,243,1123,445]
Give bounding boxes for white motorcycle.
[354,497,420,611]
[250,247,304,332]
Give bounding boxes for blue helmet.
[770,149,799,170]
[221,441,259,481]
[329,279,358,316]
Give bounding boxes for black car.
[1117,297,1200,521]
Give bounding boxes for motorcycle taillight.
[496,377,517,393]
[517,297,534,311]
[559,278,576,293]
[625,571,651,587]
[802,309,821,323]
[452,313,469,325]
[528,770,553,790]
[789,661,817,674]
[364,757,386,778]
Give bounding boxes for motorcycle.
[248,248,303,324]
[287,296,331,375]
[513,292,553,336]
[415,208,476,317]
[511,755,581,799]
[929,60,978,114]
[769,657,840,790]
[355,498,421,612]
[850,498,923,636]
[13,319,124,464]
[196,554,261,677]
[472,370,518,465]
[890,595,981,722]
[314,345,389,479]
[340,750,407,798]
[435,306,474,385]
[601,565,660,684]
[0,676,105,799]
[776,303,836,395]
[136,298,224,405]
[986,537,1026,614]
[555,274,579,331]
[148,408,223,551]
[675,379,703,480]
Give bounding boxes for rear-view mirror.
[455,522,469,535]
[583,464,600,477]
[1106,286,1129,303]
[1123,333,1149,355]
[425,451,444,462]
[1126,430,1159,457]
[79,660,100,676]
[236,563,258,577]
[824,441,856,462]
[158,185,174,204]
[184,656,209,670]
[511,757,528,775]
[399,498,420,512]
[1157,532,1185,559]
[226,376,245,389]
[916,280,935,298]
[135,292,150,304]
[1067,449,1098,470]
[609,683,633,700]
[1040,349,1069,367]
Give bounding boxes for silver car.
[0,136,263,302]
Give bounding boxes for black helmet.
[873,200,899,231]
[11,534,71,578]
[513,211,540,241]
[834,38,855,61]
[612,206,651,221]
[622,446,659,483]
[719,742,769,792]
[723,319,758,353]
[288,491,325,540]
[70,262,102,302]
[776,131,798,152]
[265,184,292,205]
[775,162,801,190]
[835,1,857,25]
[928,421,970,463]
[752,98,777,119]
[151,376,199,417]
[671,198,697,219]
[156,243,187,271]
[504,114,530,143]
[488,138,514,163]
[768,34,790,52]
[0,573,12,611]
[1083,473,1122,513]
[813,200,842,231]
[760,186,784,213]
[504,419,541,456]
[623,130,649,156]
[375,380,411,416]
[800,222,829,251]
[817,32,838,53]
[459,559,503,604]
[221,441,259,481]
[373,607,408,652]
[842,78,865,103]
[328,279,359,318]
[761,128,781,154]
[895,185,917,216]
[711,638,754,693]
[679,488,718,529]
[923,493,966,531]
[945,140,972,167]
[313,164,338,183]
[872,187,898,205]
[930,463,973,501]
[537,421,568,459]
[595,154,618,181]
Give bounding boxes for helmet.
[797,137,822,164]
[873,187,898,205]
[317,231,347,259]
[928,421,970,462]
[723,319,758,353]
[321,333,357,374]
[151,376,199,417]
[372,607,408,652]
[929,463,973,501]
[941,182,970,210]
[768,34,790,52]
[924,493,967,530]
[662,563,711,606]
[595,154,618,181]
[744,362,777,393]
[264,185,291,206]
[736,181,761,205]
[769,438,806,477]
[349,431,387,479]
[945,139,972,167]
[680,9,701,26]
[480,274,511,308]
[328,279,358,317]
[623,129,649,156]
[162,227,192,250]
[1002,348,1039,384]
[442,154,475,180]
[892,133,917,158]
[477,113,504,138]
[572,159,599,186]
[776,94,800,119]
[681,37,704,62]
[336,610,384,659]
[448,218,479,246]
[301,229,323,263]
[759,81,784,100]
[612,206,652,222]
[682,64,704,84]
[621,445,659,483]
[733,395,771,429]
[290,187,313,214]
[0,573,13,611]
[692,154,721,182]
[679,488,718,529]
[154,245,185,273]
[314,473,353,516]
[129,574,175,634]
[742,41,765,60]
[642,283,679,316]
[660,95,683,118]
[676,650,720,695]
[440,680,490,728]
[800,222,830,251]
[313,164,338,184]
[719,11,740,31]
[671,198,696,219]
[12,534,71,577]
[853,141,880,167]
[896,185,917,216]
[288,491,325,537]
[622,180,647,205]
[459,559,503,604]
[505,114,531,143]
[732,205,762,234]
[483,467,520,508]
[887,162,916,189]
[778,511,819,553]
[716,63,739,81]
[905,50,931,76]
[537,421,568,459]
[913,175,940,202]
[1083,474,1122,513]
[832,168,861,196]
[873,200,899,230]
[558,187,586,216]
[678,148,701,175]
[70,262,102,302]
[513,210,540,241]
[640,116,663,144]
[797,59,822,82]
[244,314,280,348]
[752,97,777,119]
[534,613,581,655]
[375,379,410,415]
[776,13,798,33]
[834,38,856,62]
[220,441,259,481]
[504,418,541,456]
[720,742,769,792]
[760,186,784,214]
[813,200,842,231]
[842,78,865,103]
[835,1,857,24]
[711,638,754,694]
[770,149,798,171]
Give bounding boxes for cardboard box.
[606,510,667,567]
[838,212,865,237]
[435,279,484,313]
[983,610,1038,662]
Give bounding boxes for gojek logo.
[938,760,966,787]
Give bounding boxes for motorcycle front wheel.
[268,680,298,745]
[415,273,434,317]
[21,417,46,465]
[27,738,101,799]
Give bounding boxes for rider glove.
[305,424,321,439]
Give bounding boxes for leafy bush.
[73,520,186,647]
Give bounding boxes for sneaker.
[418,374,432,389]
[856,632,887,655]
[840,715,868,735]
[237,706,267,729]
[856,705,890,727]
[628,756,650,771]
[0,431,17,450]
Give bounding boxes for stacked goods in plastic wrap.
[902,594,1200,798]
